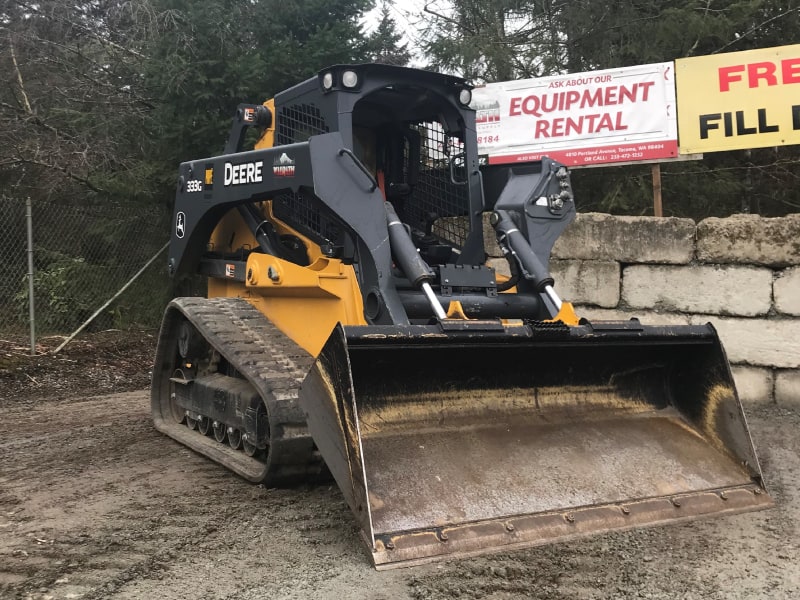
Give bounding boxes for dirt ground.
[1,332,799,600]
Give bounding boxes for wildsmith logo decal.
[273,153,295,177]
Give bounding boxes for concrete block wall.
[486,212,800,406]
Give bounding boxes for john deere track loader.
[151,64,771,568]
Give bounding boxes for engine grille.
[274,103,341,244]
[276,103,329,145]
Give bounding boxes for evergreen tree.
[558,0,800,71]
[143,0,375,187]
[0,0,378,207]
[419,0,568,82]
[367,1,412,66]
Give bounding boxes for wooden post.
[651,163,663,217]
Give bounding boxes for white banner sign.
[471,62,678,167]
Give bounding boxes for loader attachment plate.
[299,321,771,569]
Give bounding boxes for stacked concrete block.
[696,214,800,267]
[776,371,800,405]
[550,259,620,308]
[552,212,695,264]
[622,264,772,317]
[530,212,800,406]
[687,316,800,369]
[774,267,800,316]
[730,366,775,405]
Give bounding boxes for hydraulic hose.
[237,204,278,256]
[385,202,447,320]
[496,254,520,292]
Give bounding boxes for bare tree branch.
[10,0,146,58]
[712,7,799,54]
[9,34,33,115]
[9,157,107,195]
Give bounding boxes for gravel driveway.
[1,387,798,600]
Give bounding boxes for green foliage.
[560,0,800,218]
[109,263,173,329]
[421,1,800,81]
[15,256,113,332]
[1,0,379,208]
[144,0,375,172]
[559,0,800,70]
[14,247,171,333]
[420,1,558,81]
[569,145,800,219]
[2,0,382,334]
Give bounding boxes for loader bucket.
[298,320,771,569]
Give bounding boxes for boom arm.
[168,132,409,325]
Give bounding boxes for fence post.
[651,164,663,217]
[25,196,36,356]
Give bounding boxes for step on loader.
[151,64,772,569]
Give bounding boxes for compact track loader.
[152,64,771,568]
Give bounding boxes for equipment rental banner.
[675,44,800,154]
[471,62,679,167]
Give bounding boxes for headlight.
[322,72,334,91]
[458,88,472,106]
[342,70,359,88]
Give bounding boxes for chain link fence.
[0,195,172,344]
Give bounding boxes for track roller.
[228,428,242,450]
[242,435,257,457]
[198,416,211,435]
[213,421,226,443]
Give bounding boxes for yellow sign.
[676,44,800,153]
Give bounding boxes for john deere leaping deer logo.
[273,153,295,177]
[176,211,186,238]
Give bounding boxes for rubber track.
[151,297,324,486]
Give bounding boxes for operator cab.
[271,64,486,270]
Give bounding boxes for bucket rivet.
[564,513,575,523]
[753,488,763,495]
[671,498,681,508]
[719,491,728,501]
[385,540,395,550]
[439,531,449,541]
[505,523,515,532]
[621,506,630,515]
